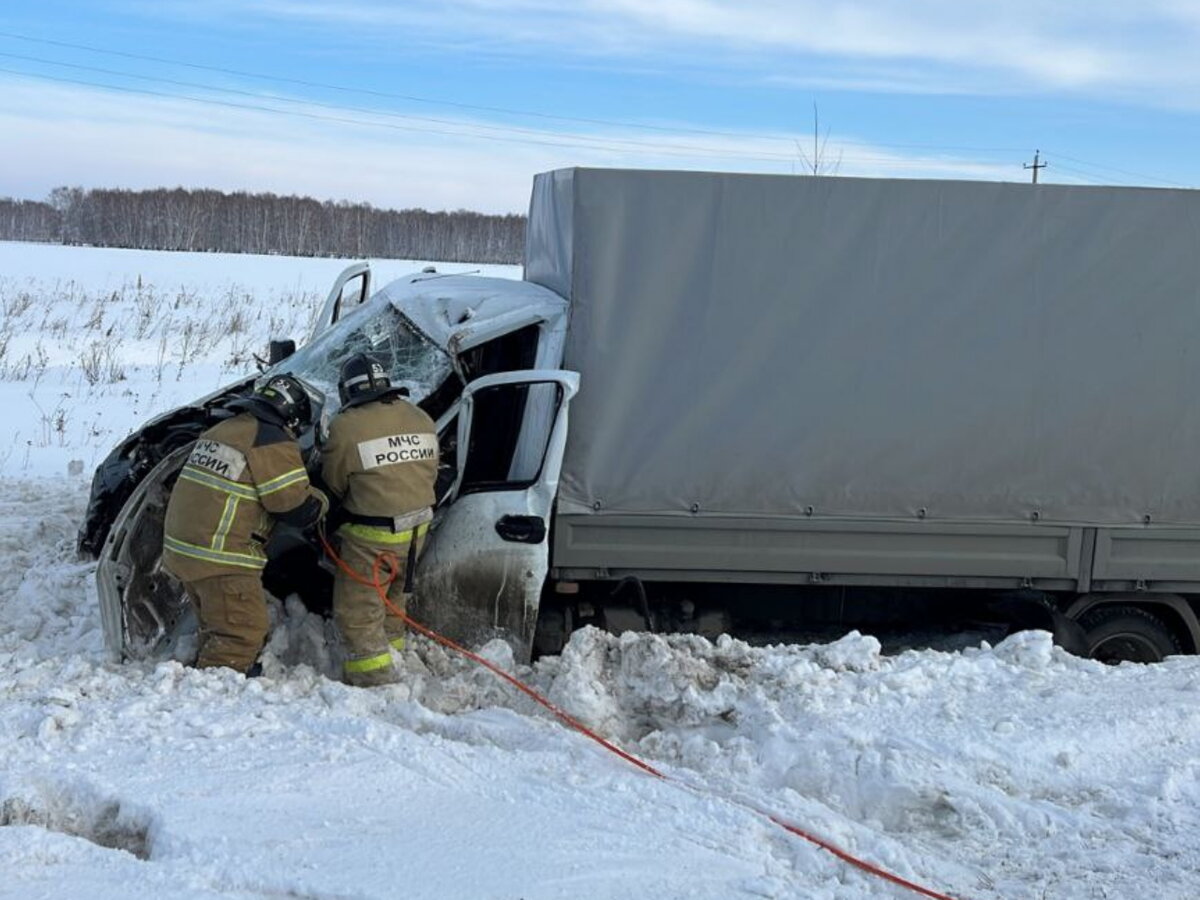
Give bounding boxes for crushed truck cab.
[87,266,573,664]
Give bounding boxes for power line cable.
[0,29,1033,156]
[0,64,1026,171]
[1039,149,1192,189]
[0,50,805,160]
[0,66,812,163]
[6,28,1187,187]
[1040,162,1114,186]
[0,29,793,142]
[5,33,1175,184]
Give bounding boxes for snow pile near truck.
[537,627,1200,898]
[3,242,1200,899]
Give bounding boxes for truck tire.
[1077,604,1180,664]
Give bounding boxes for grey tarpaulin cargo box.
[525,168,1200,592]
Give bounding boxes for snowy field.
[3,240,1200,899]
[0,242,518,479]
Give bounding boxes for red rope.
[322,533,663,778]
[767,815,962,900]
[320,532,967,900]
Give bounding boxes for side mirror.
[268,339,296,365]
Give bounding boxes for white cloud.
[171,0,1200,102]
[0,75,1030,210]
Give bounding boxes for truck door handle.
[495,515,547,544]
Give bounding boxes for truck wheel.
[1076,605,1180,664]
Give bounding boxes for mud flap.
[988,594,1089,657]
[410,370,579,663]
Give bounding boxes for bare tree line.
[0,198,60,243]
[0,187,525,263]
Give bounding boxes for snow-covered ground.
[3,241,1200,899]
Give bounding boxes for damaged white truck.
[80,168,1200,666]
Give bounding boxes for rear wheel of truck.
[1077,604,1180,664]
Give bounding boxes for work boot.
[343,657,401,687]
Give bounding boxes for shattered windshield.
[270,297,453,404]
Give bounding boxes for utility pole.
[1024,150,1047,184]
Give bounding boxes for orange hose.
[320,532,968,900]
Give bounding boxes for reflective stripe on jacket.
[163,412,324,581]
[340,520,431,545]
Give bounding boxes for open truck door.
[309,261,371,341]
[412,369,579,663]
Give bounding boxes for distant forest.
[0,187,525,264]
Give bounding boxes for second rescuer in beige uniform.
[321,354,438,686]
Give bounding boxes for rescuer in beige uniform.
[163,374,327,675]
[321,354,438,687]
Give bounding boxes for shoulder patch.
[186,439,248,480]
[357,433,437,469]
[254,419,292,448]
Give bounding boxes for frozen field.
[0,241,519,478]
[2,241,1200,899]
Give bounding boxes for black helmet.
[338,354,403,408]
[230,374,313,433]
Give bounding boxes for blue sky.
[3,0,1200,212]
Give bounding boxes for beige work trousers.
[333,531,424,687]
[184,572,270,674]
